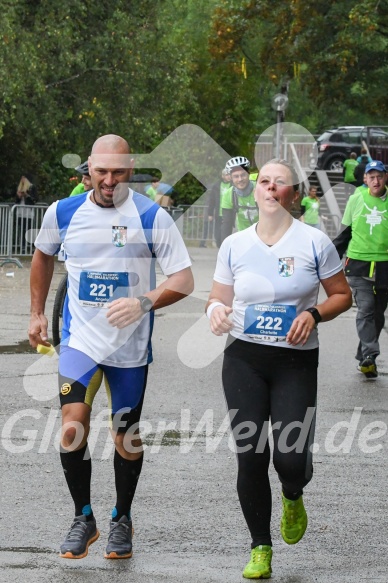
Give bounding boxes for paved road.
[0,250,387,582]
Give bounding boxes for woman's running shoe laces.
[280,494,307,545]
[242,545,272,579]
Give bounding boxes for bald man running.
[29,135,194,560]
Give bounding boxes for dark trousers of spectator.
[348,276,388,361]
[214,215,223,248]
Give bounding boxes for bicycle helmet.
[75,161,90,176]
[225,156,250,173]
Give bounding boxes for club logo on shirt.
[60,383,72,396]
[112,226,127,247]
[278,257,294,277]
[362,203,387,235]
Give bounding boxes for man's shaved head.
[91,134,130,155]
[88,134,133,207]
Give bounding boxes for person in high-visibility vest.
[69,161,92,197]
[220,156,258,243]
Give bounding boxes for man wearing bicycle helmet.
[221,156,258,242]
[69,161,92,197]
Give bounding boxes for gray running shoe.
[104,515,133,559]
[59,514,99,559]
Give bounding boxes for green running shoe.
[242,545,272,579]
[359,357,378,379]
[280,494,307,545]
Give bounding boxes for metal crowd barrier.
[161,204,207,242]
[175,204,207,242]
[0,202,342,260]
[0,204,11,257]
[0,201,207,262]
[0,202,204,266]
[175,202,343,243]
[320,212,342,240]
[1,198,269,264]
[0,203,48,264]
[161,206,186,237]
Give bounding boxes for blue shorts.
[58,346,148,432]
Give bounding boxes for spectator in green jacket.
[69,161,92,197]
[343,152,359,196]
[300,186,320,229]
[333,160,388,379]
[145,178,161,201]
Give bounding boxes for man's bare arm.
[106,267,194,329]
[150,267,194,310]
[29,249,55,347]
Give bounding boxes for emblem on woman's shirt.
[278,257,294,277]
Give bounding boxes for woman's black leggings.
[222,337,318,548]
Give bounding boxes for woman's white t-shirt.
[213,220,343,350]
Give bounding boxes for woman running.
[206,159,352,579]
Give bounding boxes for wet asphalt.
[0,249,387,583]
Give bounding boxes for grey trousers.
[347,276,388,361]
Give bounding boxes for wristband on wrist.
[304,307,322,324]
[206,302,225,319]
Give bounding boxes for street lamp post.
[271,93,289,159]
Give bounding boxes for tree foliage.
[209,0,388,120]
[0,0,196,199]
[0,0,387,202]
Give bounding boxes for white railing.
[176,204,208,241]
[0,204,48,261]
[0,204,11,257]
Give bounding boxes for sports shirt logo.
[61,383,72,396]
[112,226,127,247]
[278,257,294,277]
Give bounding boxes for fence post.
[0,205,23,267]
[1,203,47,265]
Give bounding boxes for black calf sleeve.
[60,443,92,517]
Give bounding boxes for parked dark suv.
[311,126,388,171]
